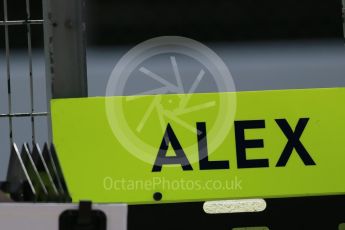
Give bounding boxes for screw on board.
[153,192,163,201]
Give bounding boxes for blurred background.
[87,0,345,94]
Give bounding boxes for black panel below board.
[128,195,345,230]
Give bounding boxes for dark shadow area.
[129,196,345,230]
[86,0,344,45]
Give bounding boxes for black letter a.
[152,123,193,172]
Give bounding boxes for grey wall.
[87,40,345,96]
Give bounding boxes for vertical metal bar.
[25,0,36,144]
[43,0,88,99]
[3,0,13,144]
[42,0,53,143]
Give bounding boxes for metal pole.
[3,0,13,145]
[25,0,36,145]
[43,0,88,99]
[42,0,53,143]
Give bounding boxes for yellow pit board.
[51,88,345,204]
